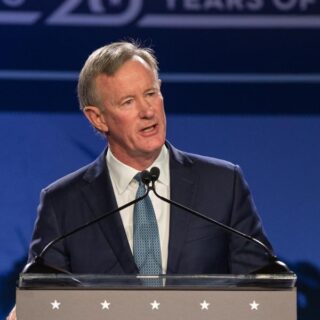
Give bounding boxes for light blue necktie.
[133,173,162,277]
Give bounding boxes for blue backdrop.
[1,1,320,319]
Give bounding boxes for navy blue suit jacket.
[28,143,272,274]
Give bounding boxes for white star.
[150,300,160,310]
[51,300,60,310]
[101,300,111,310]
[250,300,260,310]
[200,300,210,310]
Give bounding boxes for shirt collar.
[106,145,170,194]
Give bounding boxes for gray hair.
[77,41,159,110]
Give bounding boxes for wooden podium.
[17,273,297,320]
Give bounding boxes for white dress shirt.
[106,146,170,273]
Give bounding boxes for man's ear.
[83,106,109,133]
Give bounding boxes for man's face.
[93,56,166,168]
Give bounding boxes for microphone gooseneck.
[23,178,151,274]
[143,167,291,274]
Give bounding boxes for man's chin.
[136,141,164,158]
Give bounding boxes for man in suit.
[24,41,272,275]
[7,39,274,320]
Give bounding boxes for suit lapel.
[166,144,196,274]
[81,150,138,274]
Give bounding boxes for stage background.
[0,1,319,319]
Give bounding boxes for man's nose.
[138,98,154,118]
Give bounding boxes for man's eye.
[146,91,155,96]
[122,99,133,106]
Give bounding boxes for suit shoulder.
[180,149,238,173]
[168,143,241,179]
[191,152,235,169]
[43,164,90,195]
[43,153,105,196]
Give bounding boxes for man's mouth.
[141,124,157,133]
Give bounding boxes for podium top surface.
[19,273,296,290]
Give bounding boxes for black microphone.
[141,169,152,185]
[144,167,291,274]
[23,171,151,274]
[150,166,160,182]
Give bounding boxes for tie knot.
[134,172,143,184]
[134,171,152,187]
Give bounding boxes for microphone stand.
[146,172,291,274]
[23,183,151,274]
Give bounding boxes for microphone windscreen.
[141,170,151,185]
[150,167,160,181]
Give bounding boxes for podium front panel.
[17,288,296,320]
[17,274,297,320]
